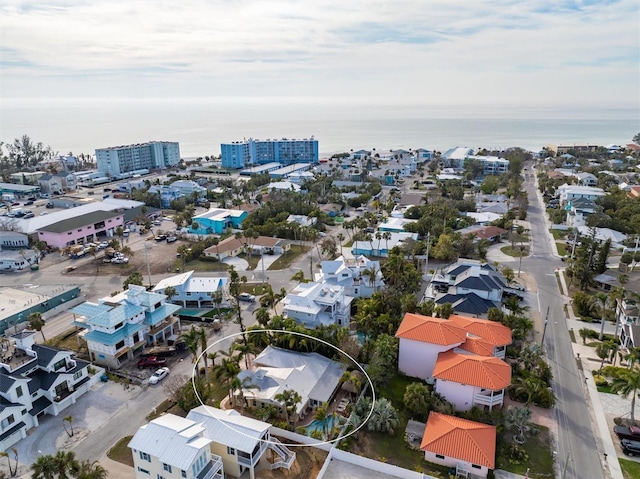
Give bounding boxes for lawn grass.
[176,258,229,272]
[556,242,568,255]
[238,253,260,271]
[550,229,568,240]
[596,383,614,394]
[107,435,134,467]
[268,245,309,270]
[240,283,270,296]
[620,457,640,479]
[496,425,554,478]
[500,246,530,257]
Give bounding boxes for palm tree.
[211,290,223,318]
[63,415,74,437]
[362,266,379,292]
[596,341,615,373]
[336,233,345,256]
[180,327,202,373]
[593,292,612,340]
[198,328,210,381]
[340,370,363,398]
[28,312,46,342]
[291,270,306,284]
[611,367,640,423]
[73,459,108,479]
[313,404,329,438]
[504,406,533,444]
[213,357,241,402]
[163,286,177,303]
[0,448,18,477]
[367,398,399,435]
[274,389,302,427]
[255,307,270,327]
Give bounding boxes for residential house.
[190,208,247,235]
[152,271,229,308]
[565,197,598,228]
[395,313,467,383]
[70,285,181,368]
[148,184,185,208]
[129,414,224,479]
[37,174,64,195]
[286,214,317,228]
[421,412,496,478]
[170,180,207,198]
[432,350,511,411]
[576,225,627,248]
[556,184,606,204]
[456,225,508,243]
[314,255,384,298]
[435,260,507,302]
[351,232,418,257]
[575,172,598,187]
[463,212,503,226]
[52,171,77,191]
[617,298,640,349]
[36,210,124,249]
[377,217,417,233]
[203,235,290,261]
[237,346,345,422]
[281,282,353,328]
[396,312,511,410]
[0,331,94,451]
[414,148,433,162]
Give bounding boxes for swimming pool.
[306,414,345,438]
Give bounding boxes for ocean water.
[1,99,638,158]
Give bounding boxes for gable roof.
[421,412,496,469]
[433,350,511,390]
[448,315,512,347]
[395,313,467,346]
[435,292,498,316]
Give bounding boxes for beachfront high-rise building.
[221,137,319,169]
[96,141,180,176]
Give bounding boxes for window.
[115,340,125,350]
[227,446,235,455]
[163,464,172,473]
[73,371,82,380]
[16,386,23,398]
[53,359,66,371]
[139,451,151,462]
[1,415,15,429]
[156,475,165,479]
[181,471,187,478]
[137,467,150,475]
[435,454,445,460]
[472,464,481,469]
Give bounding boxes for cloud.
[0,0,638,109]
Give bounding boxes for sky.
[1,0,639,114]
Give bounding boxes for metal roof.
[37,210,122,234]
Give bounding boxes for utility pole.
[261,246,266,284]
[541,306,550,345]
[424,231,431,280]
[143,244,152,288]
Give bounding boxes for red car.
[137,356,167,369]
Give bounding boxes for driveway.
[223,256,249,271]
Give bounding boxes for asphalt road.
[522,169,604,479]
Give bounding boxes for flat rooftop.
[0,284,80,322]
[320,459,405,479]
[271,163,312,176]
[240,163,282,175]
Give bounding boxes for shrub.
[508,444,529,465]
[593,374,609,387]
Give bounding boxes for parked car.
[23,212,34,219]
[137,356,167,369]
[238,293,256,303]
[23,200,34,206]
[622,439,640,456]
[614,424,640,441]
[166,236,177,243]
[98,241,109,249]
[46,202,54,209]
[148,367,170,384]
[27,196,36,201]
[155,234,167,242]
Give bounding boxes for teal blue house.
[190,208,248,235]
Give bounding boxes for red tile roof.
[458,336,496,357]
[421,412,496,469]
[448,314,512,347]
[433,350,511,390]
[395,313,467,346]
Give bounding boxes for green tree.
[611,367,640,423]
[367,398,399,435]
[0,448,18,478]
[163,286,177,303]
[28,312,47,342]
[274,389,302,427]
[122,272,143,290]
[63,415,74,437]
[74,460,108,479]
[480,175,501,194]
[403,382,432,421]
[180,326,203,373]
[504,406,533,444]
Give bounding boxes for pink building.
[36,211,124,249]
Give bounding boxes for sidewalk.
[557,268,627,479]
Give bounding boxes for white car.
[238,293,256,302]
[148,367,170,384]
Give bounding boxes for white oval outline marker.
[190,328,376,448]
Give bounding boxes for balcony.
[196,456,224,479]
[474,390,504,409]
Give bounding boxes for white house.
[128,414,224,479]
[286,214,316,228]
[237,346,345,422]
[314,255,384,298]
[617,298,640,349]
[432,350,511,411]
[351,231,418,257]
[186,405,295,479]
[395,313,467,383]
[574,172,598,187]
[565,197,597,228]
[421,412,496,478]
[152,270,228,308]
[281,282,353,328]
[377,217,417,233]
[0,331,95,451]
[556,184,606,203]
